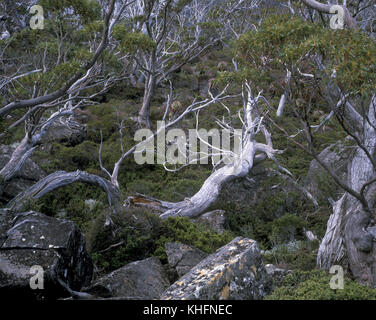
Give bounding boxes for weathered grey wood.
[7,170,120,213]
[130,84,285,219]
[301,0,358,29]
[318,95,376,286]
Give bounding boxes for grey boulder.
[193,210,226,234]
[161,237,272,300]
[87,257,170,300]
[265,264,291,287]
[165,242,208,278]
[40,116,86,146]
[0,210,93,300]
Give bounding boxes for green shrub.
[154,217,234,263]
[270,214,306,245]
[87,207,166,274]
[87,210,233,274]
[223,205,272,249]
[22,182,107,232]
[263,241,319,271]
[266,270,376,300]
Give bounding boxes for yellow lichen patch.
[197,269,208,277]
[251,265,257,275]
[221,285,230,300]
[226,265,235,275]
[209,271,223,284]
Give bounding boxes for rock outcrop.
[87,257,170,300]
[0,210,93,300]
[165,242,208,278]
[161,237,272,300]
[193,210,226,234]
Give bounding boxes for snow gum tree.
[233,11,376,286]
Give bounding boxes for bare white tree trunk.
[138,73,156,128]
[129,83,286,219]
[300,0,358,29]
[318,95,376,286]
[0,134,35,184]
[7,170,121,213]
[131,140,260,218]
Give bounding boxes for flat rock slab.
[161,237,272,300]
[87,257,170,300]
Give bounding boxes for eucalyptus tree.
[232,0,376,286]
[127,82,300,218]
[0,0,133,196]
[8,87,231,215]
[114,0,262,128]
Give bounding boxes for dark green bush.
[270,214,306,245]
[266,270,376,300]
[87,209,233,274]
[154,217,234,263]
[23,182,107,232]
[88,207,166,274]
[263,243,318,271]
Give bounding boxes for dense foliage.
[1,0,376,300]
[267,270,376,300]
[87,208,233,274]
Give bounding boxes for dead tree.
[7,86,232,214]
[269,56,376,286]
[296,0,376,288]
[278,91,376,286]
[0,0,132,195]
[127,82,294,218]
[121,0,260,127]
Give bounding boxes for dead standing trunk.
[318,95,376,286]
